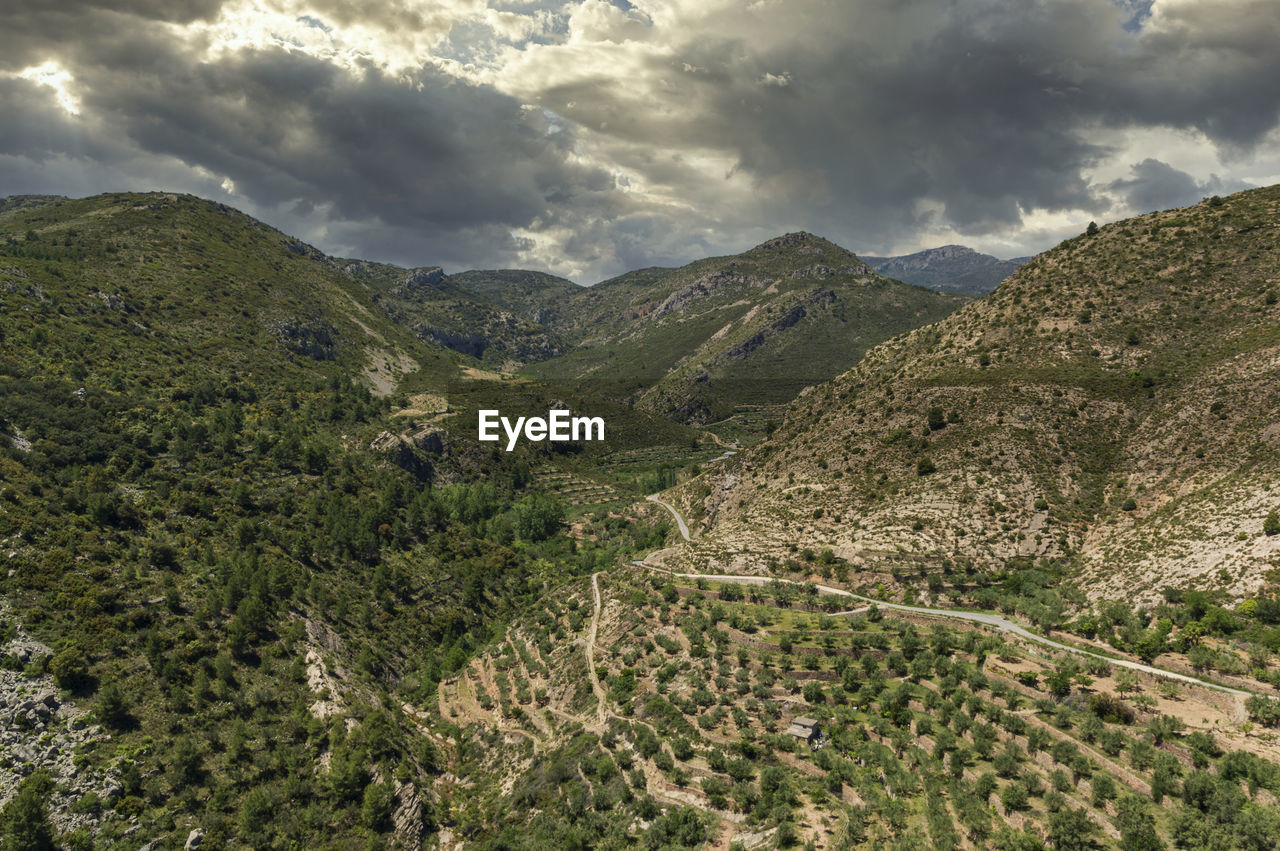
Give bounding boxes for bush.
[1265,511,1280,537]
[49,647,91,692]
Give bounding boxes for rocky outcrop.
[650,273,760,320]
[371,426,447,481]
[413,325,488,359]
[392,780,429,848]
[395,267,446,295]
[0,603,122,836]
[721,289,836,363]
[788,263,871,279]
[270,317,339,360]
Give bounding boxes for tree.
[49,647,91,693]
[1116,794,1164,851]
[514,493,564,542]
[1086,221,1099,236]
[238,787,273,840]
[1048,807,1096,851]
[96,680,131,730]
[1114,669,1140,695]
[1091,772,1116,806]
[169,736,202,789]
[361,782,394,830]
[1265,510,1280,537]
[917,458,937,476]
[1000,781,1029,811]
[1,771,55,851]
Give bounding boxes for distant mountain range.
[861,244,1031,296]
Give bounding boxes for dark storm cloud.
[1110,158,1209,212]
[1108,157,1252,213]
[0,1,622,272]
[2,0,1279,278]
[548,0,1280,254]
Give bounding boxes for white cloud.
[17,61,80,115]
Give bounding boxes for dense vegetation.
[0,193,698,848]
[6,186,1280,849]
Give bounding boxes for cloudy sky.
[4,0,1279,281]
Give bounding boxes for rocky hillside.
[343,262,568,368]
[526,233,969,423]
[0,192,459,395]
[672,187,1280,603]
[450,268,583,328]
[862,245,1029,296]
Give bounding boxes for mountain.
[0,192,700,847]
[671,187,1280,604]
[7,188,1280,851]
[0,192,457,394]
[342,262,568,368]
[450,268,584,327]
[862,245,1029,296]
[525,232,969,423]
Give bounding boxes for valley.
[3,186,1280,850]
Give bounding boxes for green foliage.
[95,681,130,730]
[514,493,565,542]
[49,647,90,692]
[1,771,55,851]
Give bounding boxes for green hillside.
[449,269,584,327]
[0,192,694,848]
[525,233,969,423]
[345,263,569,368]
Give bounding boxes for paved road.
[634,497,1258,699]
[646,494,692,541]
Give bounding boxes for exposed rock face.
[413,324,488,359]
[371,426,447,481]
[788,263,870,279]
[722,289,836,363]
[392,780,427,848]
[0,603,123,836]
[650,273,759,320]
[270,317,339,360]
[395,267,446,295]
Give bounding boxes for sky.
[3,0,1279,283]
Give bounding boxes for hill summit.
[673,186,1280,603]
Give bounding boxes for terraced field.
[436,565,1280,848]
[535,466,623,507]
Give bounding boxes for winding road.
[646,494,692,541]
[634,496,1259,699]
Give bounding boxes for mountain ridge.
[668,186,1280,604]
[862,244,1030,296]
